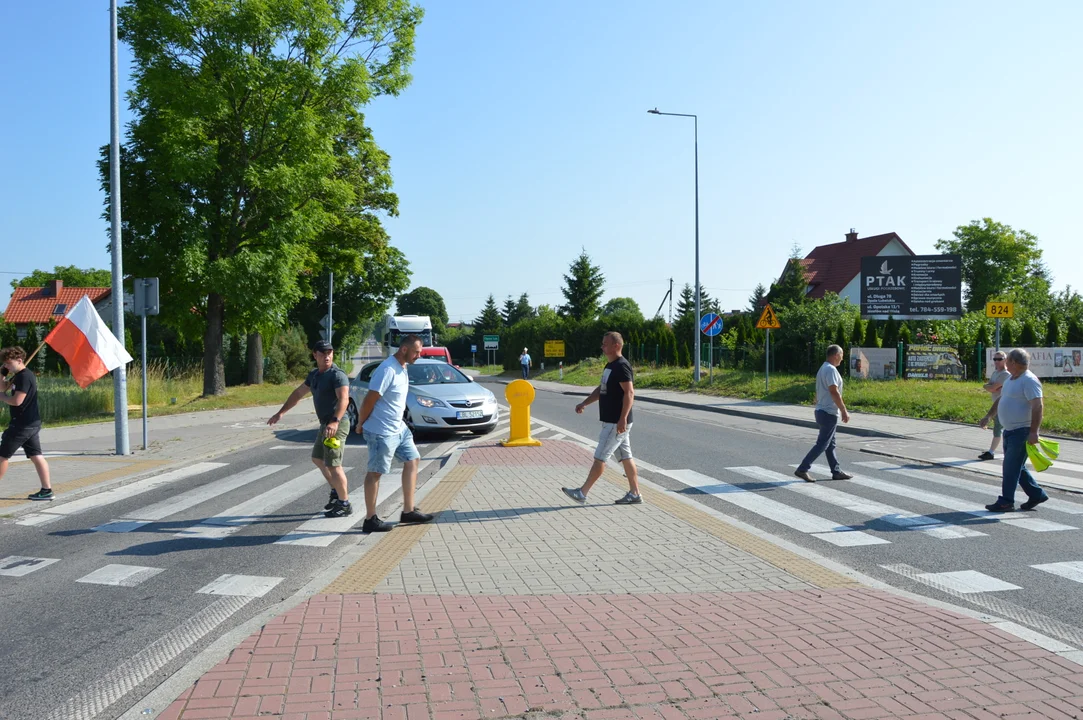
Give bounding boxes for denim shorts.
[594,422,633,462]
[363,426,420,475]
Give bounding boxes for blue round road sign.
[700,312,723,337]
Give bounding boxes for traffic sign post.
[134,278,159,451]
[483,335,499,369]
[756,303,781,392]
[700,313,723,383]
[986,302,1013,351]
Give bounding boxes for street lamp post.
[648,108,700,382]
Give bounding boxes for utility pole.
[668,277,673,324]
[109,0,129,456]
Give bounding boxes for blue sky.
[3,1,1082,326]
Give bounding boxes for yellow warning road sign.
[756,303,781,330]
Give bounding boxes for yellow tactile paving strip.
[0,458,167,509]
[600,469,859,589]
[323,465,478,593]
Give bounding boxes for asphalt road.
[0,429,453,720]
[479,376,1083,652]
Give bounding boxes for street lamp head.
[647,108,660,114]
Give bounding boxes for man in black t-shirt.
[0,346,53,500]
[562,331,642,505]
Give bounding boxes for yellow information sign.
[544,340,565,358]
[756,303,781,330]
[986,302,1014,318]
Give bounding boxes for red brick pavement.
[461,439,595,467]
[159,589,1083,720]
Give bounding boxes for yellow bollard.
[500,379,542,447]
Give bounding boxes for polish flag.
[44,295,134,388]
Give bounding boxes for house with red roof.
[2,280,117,337]
[790,229,916,304]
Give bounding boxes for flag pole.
[109,0,130,455]
[24,342,48,367]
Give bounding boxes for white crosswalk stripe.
[669,468,888,546]
[803,464,1079,533]
[17,462,228,526]
[726,466,985,539]
[0,556,60,577]
[175,468,336,540]
[197,574,283,597]
[1032,561,1083,584]
[93,464,289,533]
[856,460,1083,516]
[933,456,1083,488]
[914,570,1021,594]
[77,564,163,587]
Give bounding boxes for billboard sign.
[985,347,1082,379]
[850,348,897,380]
[906,344,965,379]
[860,255,962,320]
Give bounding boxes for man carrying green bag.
[980,348,1049,512]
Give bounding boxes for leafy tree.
[105,0,423,395]
[748,283,767,313]
[861,318,879,348]
[935,218,1049,313]
[474,295,504,337]
[559,249,605,321]
[835,322,848,351]
[398,286,449,333]
[975,322,990,350]
[1067,318,1083,345]
[899,322,912,346]
[12,265,112,290]
[1018,320,1039,345]
[600,297,644,319]
[1045,314,1061,347]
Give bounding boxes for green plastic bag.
[1026,443,1052,472]
[1039,437,1060,460]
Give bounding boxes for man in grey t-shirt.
[980,348,1048,512]
[268,340,353,517]
[794,345,854,483]
[978,351,1011,460]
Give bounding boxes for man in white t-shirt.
[980,348,1048,512]
[794,345,854,483]
[354,335,434,533]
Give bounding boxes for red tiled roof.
[795,232,915,299]
[2,287,112,324]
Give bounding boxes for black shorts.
[0,424,43,459]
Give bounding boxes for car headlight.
[415,396,446,408]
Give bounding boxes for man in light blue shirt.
[794,345,854,483]
[355,335,434,533]
[980,348,1048,512]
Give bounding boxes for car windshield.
[408,363,469,385]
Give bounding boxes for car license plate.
[456,410,483,420]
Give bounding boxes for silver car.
[346,358,499,435]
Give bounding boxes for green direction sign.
[483,334,500,350]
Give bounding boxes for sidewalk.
[159,438,1083,720]
[509,376,1083,495]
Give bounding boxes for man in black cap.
[268,340,353,517]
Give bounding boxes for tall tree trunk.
[202,293,226,396]
[246,332,263,385]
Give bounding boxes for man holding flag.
[0,346,53,500]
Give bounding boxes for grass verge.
[535,359,1083,438]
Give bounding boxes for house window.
[53,303,67,315]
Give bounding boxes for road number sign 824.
[986,302,1014,318]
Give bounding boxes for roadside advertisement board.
[985,347,1083,378]
[860,255,962,320]
[906,344,965,379]
[850,348,897,380]
[544,340,565,358]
